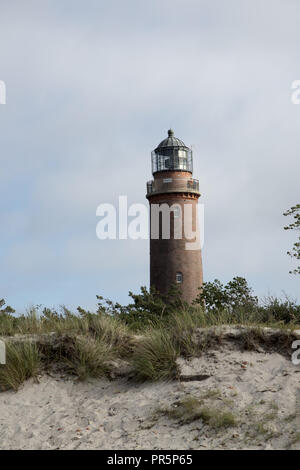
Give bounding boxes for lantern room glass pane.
[151,148,193,174]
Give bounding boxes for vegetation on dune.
[0,309,132,389]
[1,277,299,338]
[0,276,299,389]
[237,326,298,353]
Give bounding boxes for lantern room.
[151,129,193,174]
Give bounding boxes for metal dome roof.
[155,129,189,151]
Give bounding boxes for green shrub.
[101,285,187,330]
[258,295,300,324]
[0,298,15,315]
[194,277,258,313]
[0,299,17,335]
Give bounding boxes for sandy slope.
[0,347,299,450]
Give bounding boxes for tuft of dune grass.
[0,341,40,391]
[167,309,225,356]
[132,329,179,382]
[62,336,114,381]
[167,309,206,357]
[87,315,132,356]
[37,334,117,381]
[160,395,236,429]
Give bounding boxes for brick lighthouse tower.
[146,129,203,303]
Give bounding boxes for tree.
[0,299,15,315]
[194,279,228,311]
[283,204,300,275]
[224,276,258,310]
[194,277,258,312]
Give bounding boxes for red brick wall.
[148,192,203,303]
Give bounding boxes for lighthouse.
[146,129,203,303]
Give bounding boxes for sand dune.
[0,345,299,450]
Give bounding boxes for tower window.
[176,272,183,283]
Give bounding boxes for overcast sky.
[0,0,299,312]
